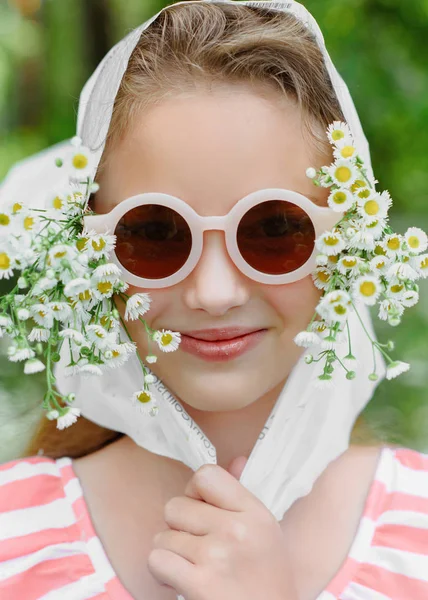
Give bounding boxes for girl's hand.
[147,456,299,600]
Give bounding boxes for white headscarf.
[0,0,385,523]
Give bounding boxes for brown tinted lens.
[114,204,192,279]
[236,200,315,275]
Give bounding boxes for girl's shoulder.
[0,454,117,598]
[321,445,428,599]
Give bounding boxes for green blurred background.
[1,0,428,461]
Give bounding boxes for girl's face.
[95,85,330,412]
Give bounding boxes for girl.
[0,2,427,599]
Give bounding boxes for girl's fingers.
[152,528,201,564]
[164,495,222,535]
[147,547,200,599]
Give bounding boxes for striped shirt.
[0,446,427,599]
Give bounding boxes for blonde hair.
[25,0,372,460]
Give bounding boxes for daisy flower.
[64,277,91,297]
[405,227,428,254]
[0,245,16,279]
[146,354,158,364]
[78,364,103,377]
[317,290,352,323]
[293,331,321,348]
[100,342,136,370]
[378,298,404,321]
[48,244,78,269]
[124,293,152,321]
[153,330,181,353]
[57,407,81,430]
[386,262,419,282]
[410,254,428,278]
[58,328,85,345]
[386,361,410,381]
[27,328,50,343]
[86,324,117,351]
[327,159,359,189]
[369,255,391,275]
[384,280,406,301]
[8,346,36,362]
[346,228,376,252]
[67,144,96,181]
[357,191,389,223]
[312,266,333,290]
[306,167,317,179]
[316,230,346,256]
[92,263,122,281]
[326,121,353,146]
[352,275,382,306]
[86,233,116,260]
[360,218,387,240]
[30,304,54,329]
[327,188,355,212]
[333,143,358,161]
[132,389,159,416]
[383,233,404,259]
[144,373,156,384]
[24,358,46,374]
[48,302,73,323]
[401,290,419,308]
[337,255,361,276]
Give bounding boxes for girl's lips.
[179,329,267,362]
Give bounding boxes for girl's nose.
[183,232,250,316]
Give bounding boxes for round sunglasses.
[83,188,341,289]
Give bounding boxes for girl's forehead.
[100,89,328,212]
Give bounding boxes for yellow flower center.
[334,304,347,315]
[100,315,113,329]
[112,350,120,358]
[317,270,331,283]
[342,257,357,268]
[0,214,10,226]
[387,237,400,251]
[315,323,327,332]
[161,333,173,346]
[408,236,420,249]
[24,216,34,230]
[374,244,386,256]
[96,331,105,338]
[360,281,376,297]
[324,235,339,246]
[420,258,428,270]
[137,391,151,404]
[76,237,88,251]
[92,239,106,252]
[12,202,22,213]
[350,179,366,192]
[79,290,92,301]
[0,253,11,270]
[72,153,89,170]
[38,310,47,318]
[54,251,67,259]
[328,255,339,263]
[335,166,352,183]
[340,146,355,159]
[97,281,113,294]
[390,284,404,294]
[332,130,345,141]
[357,189,371,199]
[53,196,63,210]
[364,200,379,216]
[367,220,378,229]
[375,260,385,269]
[332,191,347,204]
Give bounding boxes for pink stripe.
[0,523,82,562]
[0,554,95,600]
[105,575,135,599]
[354,562,428,599]
[394,448,428,471]
[0,473,64,513]
[373,523,428,555]
[382,490,428,514]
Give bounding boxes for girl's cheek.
[264,277,322,324]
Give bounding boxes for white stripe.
[64,477,84,504]
[315,591,336,600]
[367,545,428,581]
[341,581,392,600]
[380,452,428,498]
[0,460,59,486]
[377,509,428,530]
[0,541,87,581]
[0,497,76,541]
[56,457,72,470]
[86,537,116,585]
[347,516,376,562]
[38,572,106,600]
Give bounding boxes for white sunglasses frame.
[83,188,342,289]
